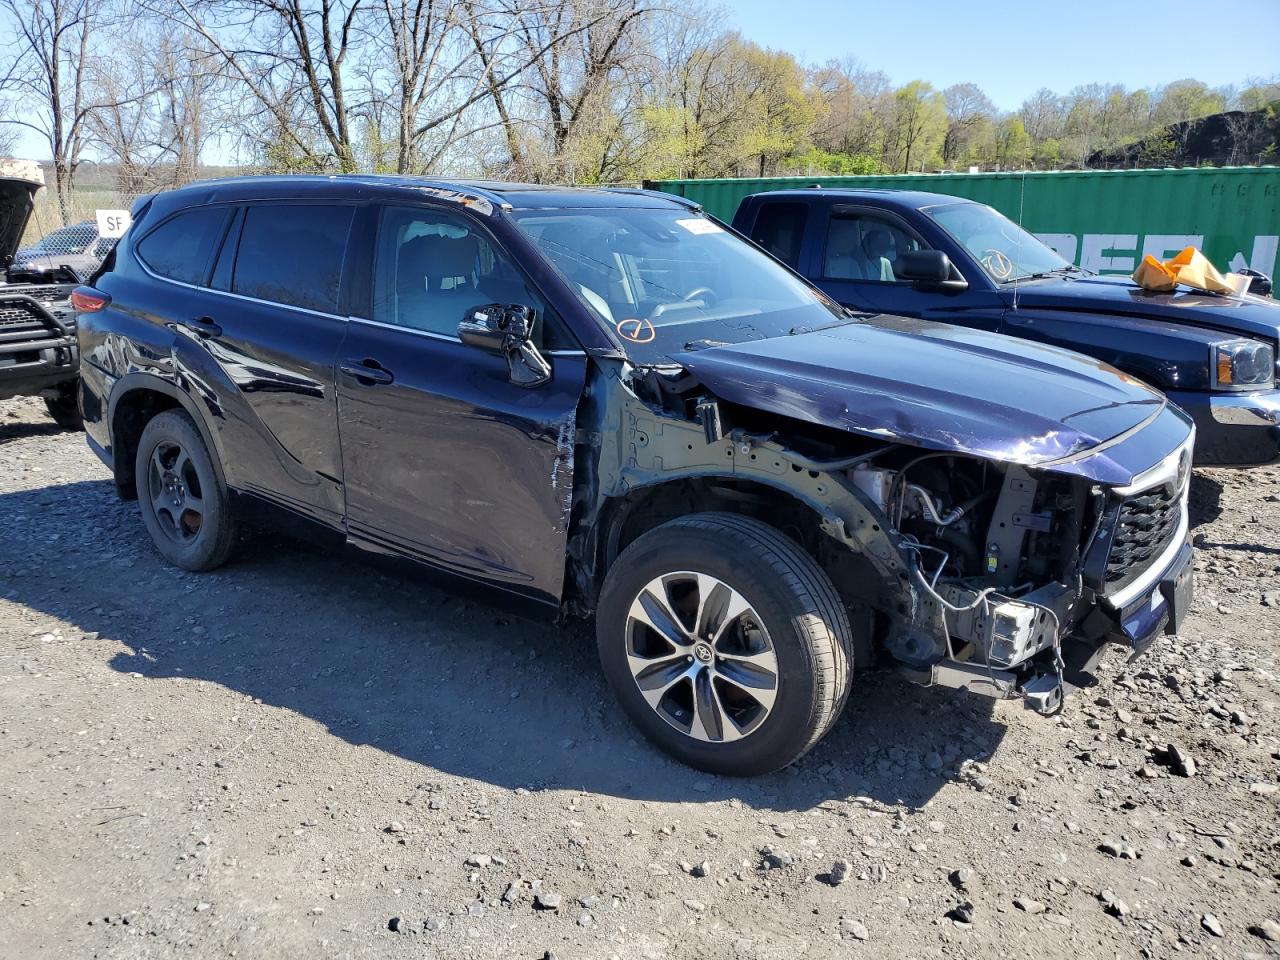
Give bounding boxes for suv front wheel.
[597,513,854,776]
[135,409,238,571]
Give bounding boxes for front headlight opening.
[1212,339,1276,390]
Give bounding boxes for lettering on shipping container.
[1035,233,1280,277]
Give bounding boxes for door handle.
[182,315,222,338]
[340,358,394,385]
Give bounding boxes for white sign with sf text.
[96,209,132,239]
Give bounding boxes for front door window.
[823,214,923,283]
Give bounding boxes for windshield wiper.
[1012,265,1086,283]
[789,313,870,336]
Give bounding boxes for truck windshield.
[510,208,844,360]
[926,202,1072,283]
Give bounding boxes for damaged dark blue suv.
[76,176,1195,775]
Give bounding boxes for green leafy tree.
[884,81,946,172]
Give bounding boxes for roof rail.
[604,186,702,212]
[367,175,513,213]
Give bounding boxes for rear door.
[193,200,355,525]
[335,202,587,604]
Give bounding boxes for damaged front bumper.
[903,436,1195,715]
[901,537,1192,714]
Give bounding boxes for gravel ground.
[1,393,1278,960]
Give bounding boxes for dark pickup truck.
[0,168,84,427]
[733,189,1280,466]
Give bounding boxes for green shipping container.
[645,167,1280,280]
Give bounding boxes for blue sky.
[728,0,1280,109]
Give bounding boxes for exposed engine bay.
[848,451,1097,714]
[583,362,1192,717]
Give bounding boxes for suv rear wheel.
[135,410,237,571]
[597,513,854,776]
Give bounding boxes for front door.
[812,207,1001,331]
[336,203,587,604]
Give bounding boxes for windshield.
[23,224,95,256]
[511,208,843,360]
[926,202,1072,283]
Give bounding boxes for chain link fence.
[13,180,145,281]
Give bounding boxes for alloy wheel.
[624,571,779,743]
[146,439,205,544]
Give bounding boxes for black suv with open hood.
[76,176,1194,775]
[0,162,83,427]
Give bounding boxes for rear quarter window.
[231,204,354,313]
[749,202,808,269]
[135,207,229,285]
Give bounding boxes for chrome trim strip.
[134,258,350,323]
[1112,430,1194,497]
[346,315,585,356]
[135,262,586,357]
[1032,399,1167,470]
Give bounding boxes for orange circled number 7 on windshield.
[615,317,656,344]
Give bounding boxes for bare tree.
[0,0,123,221]
[810,58,890,159]
[941,82,994,165]
[88,28,224,190]
[369,0,523,174]
[475,0,653,179]
[146,0,365,171]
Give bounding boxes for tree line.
[1,0,1277,224]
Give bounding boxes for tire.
[597,512,854,776]
[43,382,83,430]
[134,409,237,571]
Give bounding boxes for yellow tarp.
[1133,246,1250,295]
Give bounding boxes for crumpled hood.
[0,167,42,266]
[1011,274,1280,343]
[674,314,1187,485]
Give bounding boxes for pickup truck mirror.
[1239,268,1272,297]
[458,303,552,388]
[895,250,963,288]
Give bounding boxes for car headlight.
[1211,339,1275,390]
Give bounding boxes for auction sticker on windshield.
[675,218,723,235]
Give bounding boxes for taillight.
[70,288,109,313]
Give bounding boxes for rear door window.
[231,204,354,313]
[135,207,229,285]
[749,202,808,269]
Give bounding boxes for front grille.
[1104,486,1181,589]
[0,283,75,301]
[0,302,44,328]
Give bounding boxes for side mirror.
[458,303,552,388]
[895,250,967,292]
[1239,268,1273,298]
